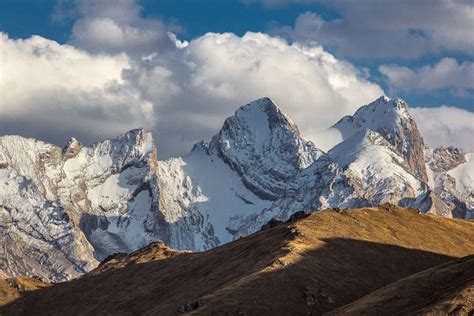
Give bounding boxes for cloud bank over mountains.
[0,0,383,158]
[0,0,472,157]
[411,106,474,152]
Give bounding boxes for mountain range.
[0,96,472,281]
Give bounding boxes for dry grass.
[1,205,473,315]
[0,277,49,306]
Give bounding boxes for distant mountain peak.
[376,95,390,103]
[332,96,427,182]
[233,97,300,135]
[62,137,83,159]
[102,127,157,163]
[208,98,322,200]
[347,97,411,127]
[114,127,152,146]
[0,96,471,283]
[243,96,274,108]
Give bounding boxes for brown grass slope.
[1,205,473,315]
[0,277,49,306]
[330,255,474,315]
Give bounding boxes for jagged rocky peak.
[113,128,154,153]
[245,97,300,134]
[0,151,8,168]
[93,128,158,168]
[424,146,472,219]
[333,96,412,139]
[208,97,323,200]
[333,96,428,182]
[62,137,83,159]
[217,97,301,139]
[210,97,322,164]
[0,136,62,194]
[427,146,466,172]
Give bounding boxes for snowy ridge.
[0,128,161,281]
[327,129,425,203]
[332,96,428,182]
[0,96,472,281]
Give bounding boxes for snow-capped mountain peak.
[96,127,156,163]
[332,96,428,182]
[208,97,323,200]
[325,129,426,208]
[62,137,83,159]
[333,96,411,139]
[0,96,471,283]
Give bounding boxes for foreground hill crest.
[2,206,473,315]
[0,96,472,281]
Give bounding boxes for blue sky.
[0,1,329,41]
[0,0,472,156]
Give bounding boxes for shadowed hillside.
[1,205,474,315]
[331,255,474,315]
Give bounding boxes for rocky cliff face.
[425,147,473,219]
[208,97,323,200]
[0,129,161,281]
[0,96,471,281]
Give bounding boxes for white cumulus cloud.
[0,33,155,145]
[1,0,471,159]
[0,30,384,158]
[69,0,178,56]
[411,106,474,152]
[379,58,474,93]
